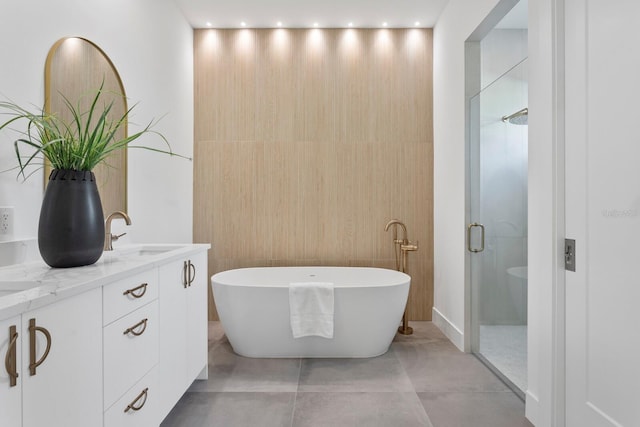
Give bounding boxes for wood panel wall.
[193,28,433,320]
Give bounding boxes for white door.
[185,251,208,381]
[158,258,188,421]
[564,0,640,426]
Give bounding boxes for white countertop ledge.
[0,243,211,321]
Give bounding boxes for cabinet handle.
[4,325,18,387]
[188,260,196,287]
[123,318,148,337]
[29,318,52,376]
[123,283,148,299]
[124,387,149,413]
[182,261,189,288]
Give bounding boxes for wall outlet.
[0,207,14,236]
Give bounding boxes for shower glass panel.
[469,59,528,394]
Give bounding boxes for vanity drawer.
[104,301,159,408]
[103,268,158,325]
[104,366,159,427]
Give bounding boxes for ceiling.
[173,0,451,29]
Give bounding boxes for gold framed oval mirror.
[44,37,127,215]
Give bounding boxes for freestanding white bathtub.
[211,266,410,358]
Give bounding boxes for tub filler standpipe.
[384,219,419,335]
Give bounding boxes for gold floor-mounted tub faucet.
[384,219,419,335]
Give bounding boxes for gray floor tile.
[164,322,528,427]
[208,320,226,342]
[161,392,295,427]
[418,392,534,427]
[292,392,433,427]
[188,339,302,392]
[393,341,510,392]
[298,350,414,392]
[393,321,451,344]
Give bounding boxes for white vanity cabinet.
[0,244,210,427]
[22,287,103,427]
[158,251,208,421]
[103,268,160,427]
[0,314,22,427]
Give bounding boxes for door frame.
[527,0,566,425]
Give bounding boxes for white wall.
[432,0,512,349]
[476,54,528,325]
[481,29,528,90]
[0,0,194,245]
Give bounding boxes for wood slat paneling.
[194,28,433,321]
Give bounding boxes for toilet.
[506,266,528,323]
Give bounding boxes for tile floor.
[479,325,528,392]
[161,322,534,427]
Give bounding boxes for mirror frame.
[44,37,128,214]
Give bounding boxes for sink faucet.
[104,211,132,251]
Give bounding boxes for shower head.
[502,108,528,125]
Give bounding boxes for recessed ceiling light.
[277,21,282,27]
[415,21,421,27]
[241,21,247,27]
[382,22,388,27]
[205,22,212,27]
[313,22,319,27]
[348,22,353,27]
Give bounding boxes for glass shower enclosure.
[468,58,528,395]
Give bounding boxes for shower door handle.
[467,223,485,253]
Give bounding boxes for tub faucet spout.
[384,219,408,245]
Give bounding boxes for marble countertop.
[0,243,210,321]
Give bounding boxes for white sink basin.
[0,280,44,296]
[102,244,190,261]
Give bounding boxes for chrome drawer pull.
[124,387,149,413]
[123,318,148,337]
[123,283,148,299]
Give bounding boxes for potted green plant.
[0,83,186,268]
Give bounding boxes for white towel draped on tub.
[289,282,334,339]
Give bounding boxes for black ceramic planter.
[38,169,105,268]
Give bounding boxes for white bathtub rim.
[211,266,411,288]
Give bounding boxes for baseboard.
[432,307,465,351]
[525,390,540,426]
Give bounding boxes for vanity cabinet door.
[21,288,103,427]
[158,250,208,421]
[158,257,188,419]
[0,315,21,427]
[185,251,208,382]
